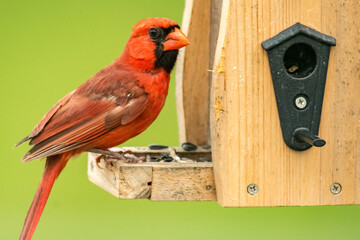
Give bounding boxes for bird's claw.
[95,154,105,169]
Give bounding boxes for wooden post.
[210,0,360,207]
[176,0,211,146]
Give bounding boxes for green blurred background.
[1,0,359,239]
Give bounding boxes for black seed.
[149,144,169,150]
[199,157,211,162]
[150,157,159,162]
[181,142,197,151]
[163,157,173,162]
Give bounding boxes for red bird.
[16,17,189,240]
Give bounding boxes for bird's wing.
[15,91,75,147]
[19,70,148,162]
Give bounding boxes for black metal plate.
[262,23,336,151]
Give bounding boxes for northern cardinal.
[16,17,189,240]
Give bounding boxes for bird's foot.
[90,149,145,169]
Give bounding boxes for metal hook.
[294,128,326,147]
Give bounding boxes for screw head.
[330,183,342,195]
[295,96,307,109]
[247,184,259,195]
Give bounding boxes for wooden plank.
[209,0,223,72]
[319,0,360,205]
[176,0,211,146]
[210,0,360,207]
[208,0,223,146]
[151,164,216,201]
[87,148,216,201]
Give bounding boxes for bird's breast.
[137,70,170,113]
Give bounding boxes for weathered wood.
[210,0,360,207]
[88,148,216,201]
[176,0,211,146]
[208,0,223,145]
[209,0,223,72]
[151,163,216,201]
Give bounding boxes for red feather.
[19,153,71,240]
[17,17,189,240]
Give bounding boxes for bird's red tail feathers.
[19,153,71,240]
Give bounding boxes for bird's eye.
[149,28,160,38]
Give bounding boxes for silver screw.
[247,184,259,195]
[295,96,307,109]
[330,183,342,195]
[90,161,94,171]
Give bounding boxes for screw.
[295,96,307,109]
[330,183,342,195]
[247,184,259,195]
[206,185,212,190]
[90,161,94,171]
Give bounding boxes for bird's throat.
[154,49,178,73]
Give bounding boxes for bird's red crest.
[120,17,185,72]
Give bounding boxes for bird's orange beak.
[163,28,190,51]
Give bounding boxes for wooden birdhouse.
[88,0,360,207]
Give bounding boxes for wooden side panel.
[151,165,216,201]
[210,0,360,207]
[319,0,360,205]
[176,0,211,146]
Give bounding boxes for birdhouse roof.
[262,22,336,50]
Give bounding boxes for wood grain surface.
[210,0,360,207]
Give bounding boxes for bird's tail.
[19,153,71,240]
